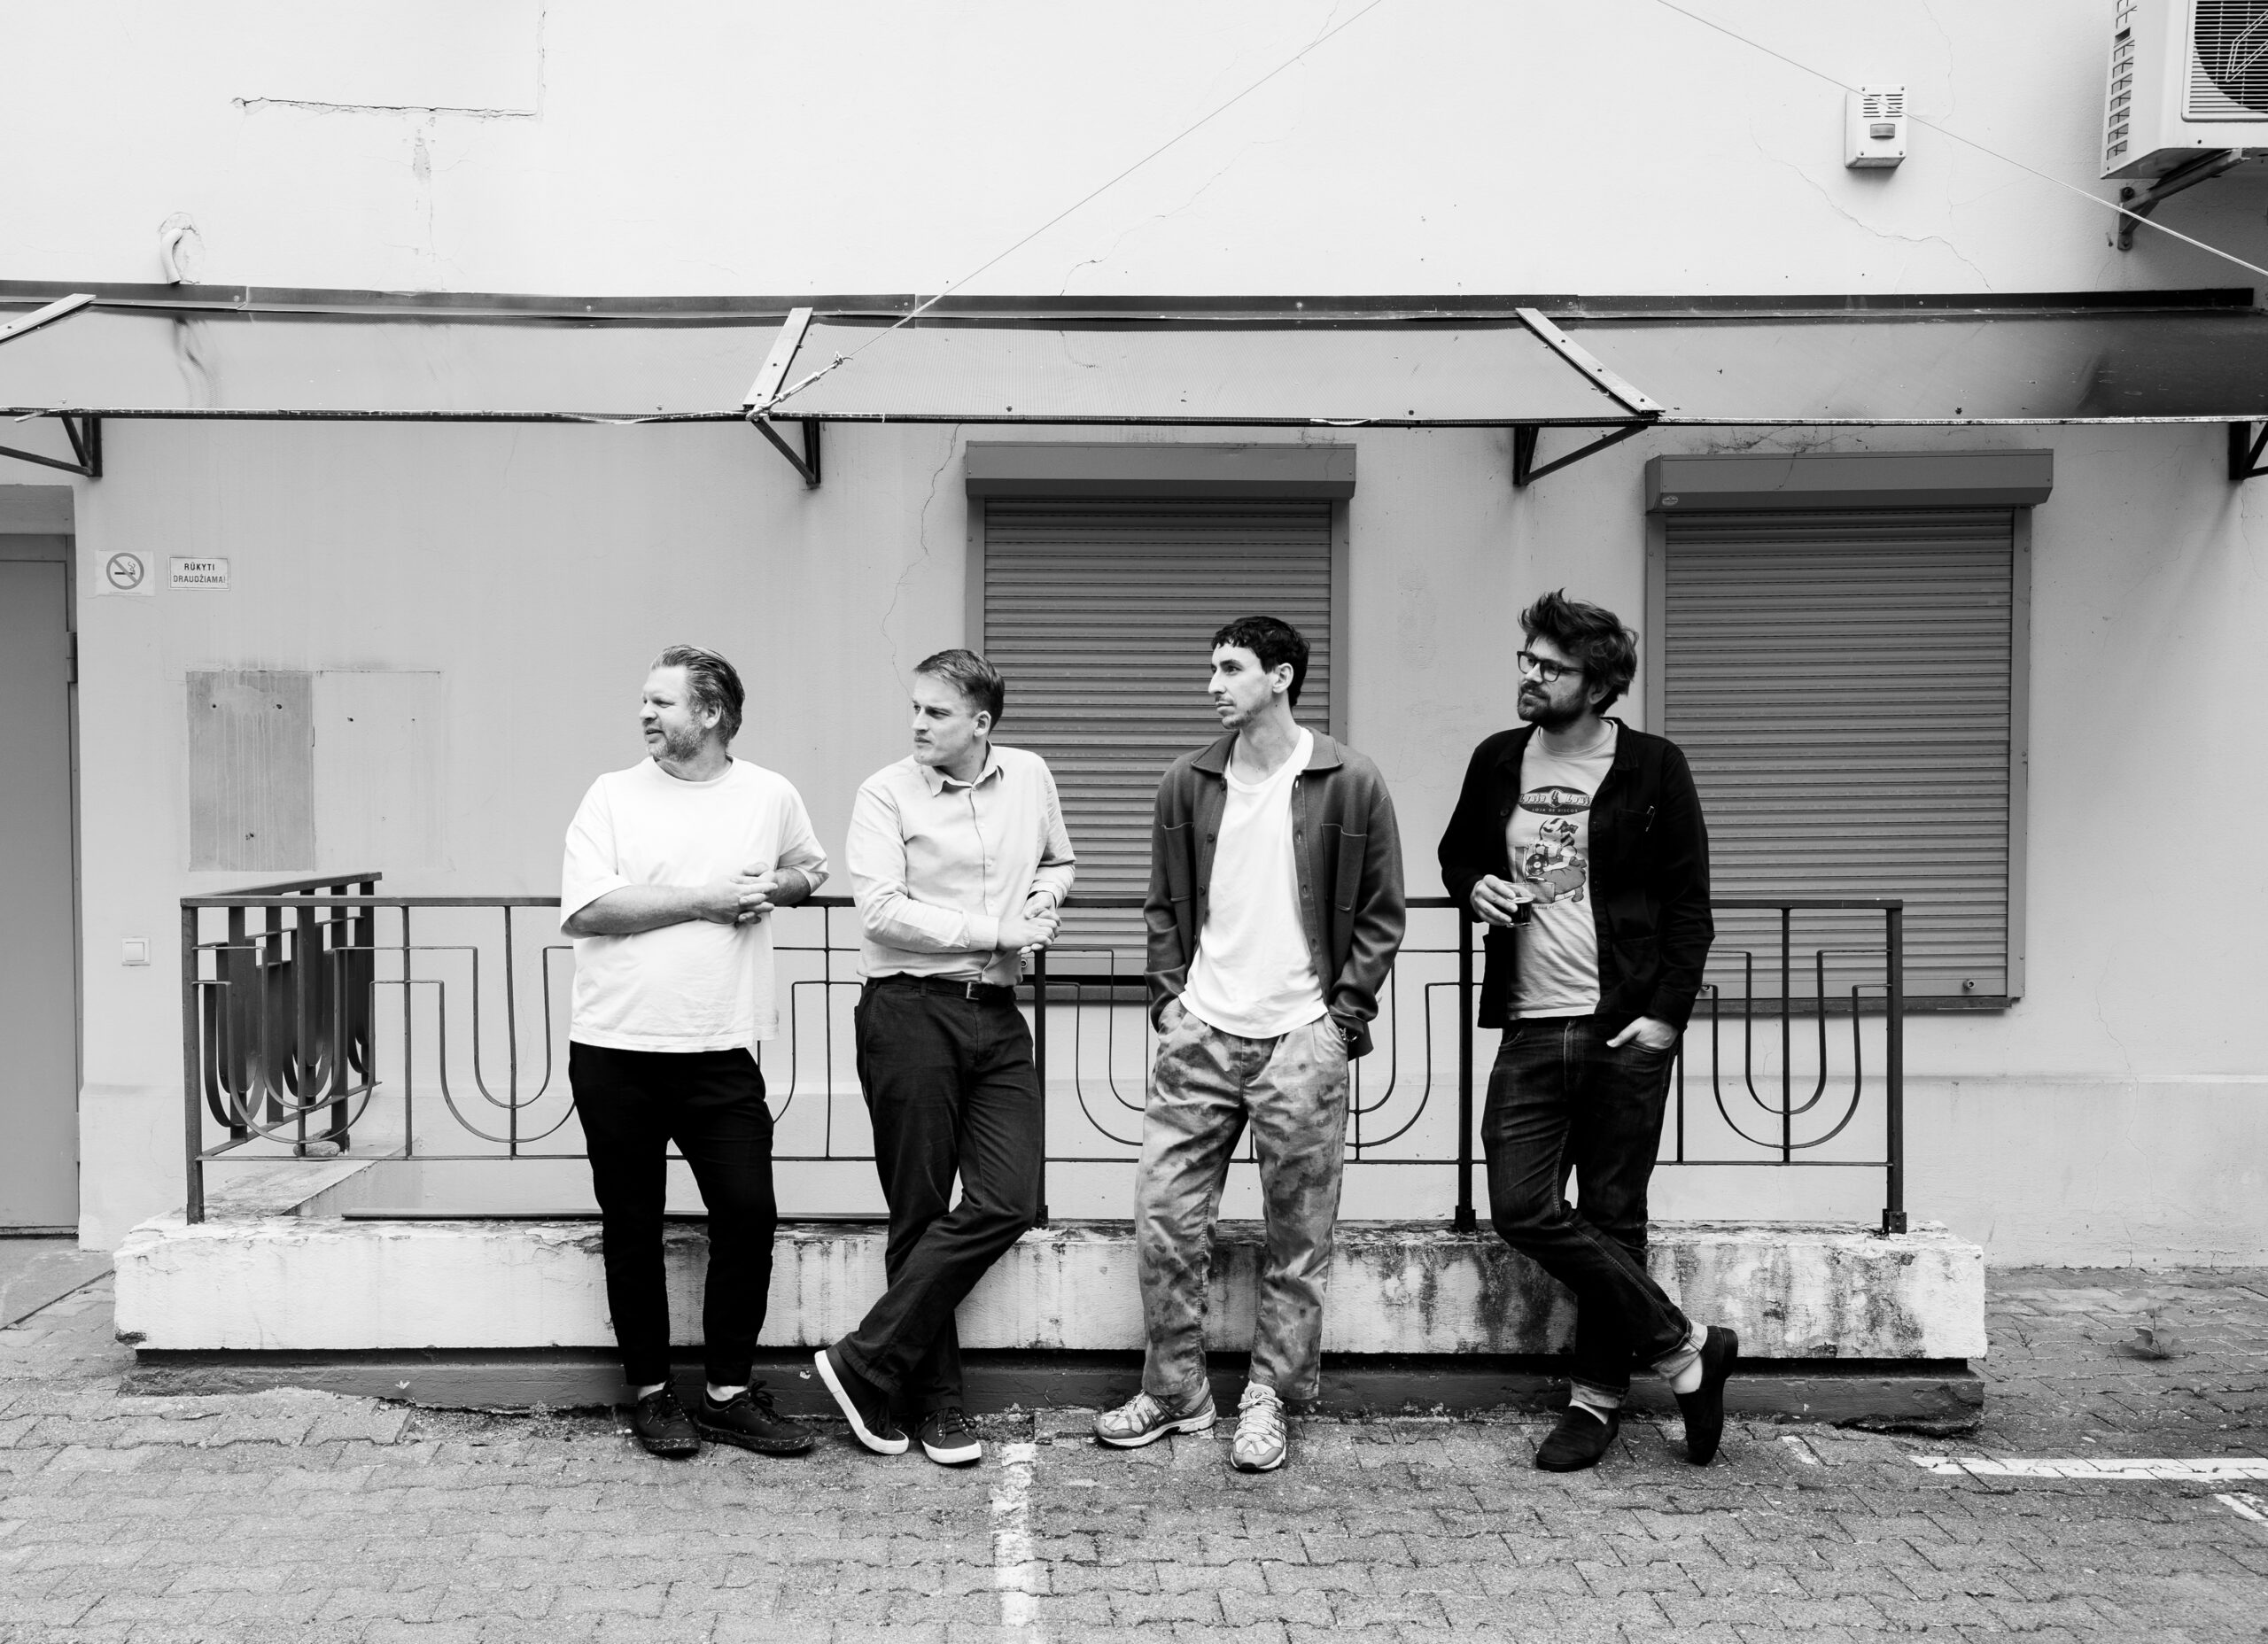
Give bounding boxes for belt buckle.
[962,980,983,1001]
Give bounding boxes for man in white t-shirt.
[1095,616,1405,1474]
[560,644,828,1460]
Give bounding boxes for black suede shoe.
[815,1345,908,1456]
[696,1383,817,1456]
[917,1407,983,1466]
[1675,1325,1740,1465]
[1534,1406,1619,1472]
[629,1384,700,1458]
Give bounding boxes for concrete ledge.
[122,1346,1982,1432]
[115,1215,1984,1360]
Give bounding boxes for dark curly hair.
[1210,615,1309,707]
[1518,591,1638,712]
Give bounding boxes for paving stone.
[6,1271,2268,1640]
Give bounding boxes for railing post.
[182,903,205,1223]
[1881,903,1907,1236]
[1455,907,1477,1233]
[1031,946,1050,1229]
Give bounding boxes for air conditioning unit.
[2102,0,2268,177]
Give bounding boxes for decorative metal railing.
[182,878,1907,1233]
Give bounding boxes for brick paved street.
[3,1259,2264,1642]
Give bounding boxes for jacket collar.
[1191,726,1344,778]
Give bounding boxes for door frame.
[0,485,82,1230]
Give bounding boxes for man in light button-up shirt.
[815,649,1074,1468]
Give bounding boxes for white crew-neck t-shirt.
[560,757,829,1051]
[1182,728,1326,1039]
[1506,724,1618,1019]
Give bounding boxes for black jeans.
[839,979,1042,1415]
[1482,1014,1693,1398]
[569,1042,779,1389]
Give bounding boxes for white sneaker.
[1093,1389,1217,1449]
[1231,1383,1287,1473]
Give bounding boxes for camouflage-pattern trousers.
[1134,998,1351,1405]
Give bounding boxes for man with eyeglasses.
[1437,591,1733,1473]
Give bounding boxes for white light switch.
[121,938,150,966]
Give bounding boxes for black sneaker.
[814,1345,908,1456]
[1534,1405,1619,1473]
[917,1407,982,1467]
[1675,1325,1740,1465]
[695,1383,817,1456]
[629,1384,700,1458]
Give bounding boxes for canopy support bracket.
[1513,421,1647,488]
[0,413,101,478]
[752,416,821,488]
[2231,422,2268,483]
[2116,151,2253,251]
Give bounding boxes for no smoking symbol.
[105,553,145,591]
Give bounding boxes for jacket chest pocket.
[1332,831,1368,911]
[1160,822,1196,902]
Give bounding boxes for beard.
[1517,688,1585,732]
[656,719,710,763]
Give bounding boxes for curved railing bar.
[407,976,579,1146]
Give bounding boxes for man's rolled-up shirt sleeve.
[560,780,629,931]
[1029,764,1076,908]
[846,779,996,955]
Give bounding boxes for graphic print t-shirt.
[1504,725,1618,1018]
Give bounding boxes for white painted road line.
[991,1439,1044,1640]
[1916,1456,2268,1481]
[2218,1491,2268,1524]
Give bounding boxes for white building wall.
[6,0,2268,1258]
[6,0,2266,300]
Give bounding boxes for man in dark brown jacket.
[1093,616,1404,1474]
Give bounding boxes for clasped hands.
[698,866,799,926]
[998,894,1060,956]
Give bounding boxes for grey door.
[0,558,79,1227]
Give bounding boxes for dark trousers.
[569,1042,779,1389]
[1483,1014,1693,1397]
[839,979,1042,1415]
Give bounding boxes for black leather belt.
[869,973,1018,1007]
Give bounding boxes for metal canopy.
[749,313,1647,429]
[1568,307,2268,424]
[9,288,2268,487]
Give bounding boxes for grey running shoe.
[1093,1389,1218,1449]
[1231,1383,1287,1473]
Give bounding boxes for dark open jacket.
[1146,731,1406,1057]
[1436,719,1713,1033]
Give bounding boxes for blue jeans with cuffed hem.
[1483,1013,1693,1399]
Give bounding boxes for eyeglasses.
[1515,649,1580,685]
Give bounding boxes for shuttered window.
[1660,508,2017,1003]
[983,497,1335,958]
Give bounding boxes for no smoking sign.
[96,551,154,596]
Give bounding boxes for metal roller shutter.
[983,497,1334,959]
[1662,508,2014,1002]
